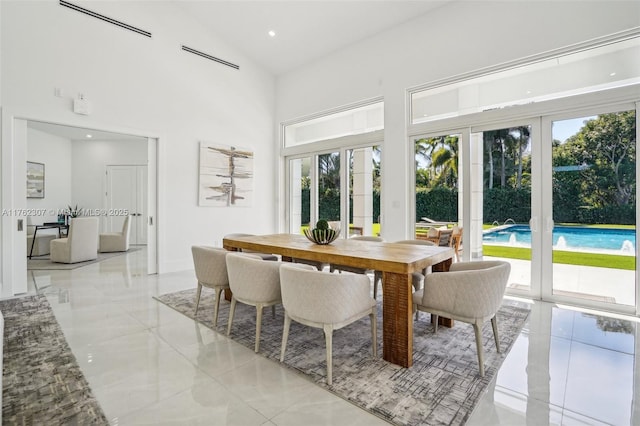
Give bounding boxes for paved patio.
[487,257,635,307]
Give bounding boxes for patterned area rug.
[155,288,530,425]
[27,247,140,270]
[0,295,108,424]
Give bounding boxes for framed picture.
[27,161,45,198]
[198,142,254,207]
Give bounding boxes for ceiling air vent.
[181,45,240,70]
[60,0,152,38]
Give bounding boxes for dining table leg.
[382,271,414,368]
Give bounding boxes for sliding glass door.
[416,106,638,313]
[413,133,461,240]
[287,144,382,238]
[347,146,380,237]
[470,122,537,296]
[544,108,637,310]
[288,157,311,234]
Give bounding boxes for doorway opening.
[2,117,158,297]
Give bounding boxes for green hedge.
[302,187,634,225]
[483,188,531,223]
[301,189,381,224]
[416,187,458,222]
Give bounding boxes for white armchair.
[412,260,511,376]
[99,215,131,253]
[279,263,377,385]
[50,217,99,264]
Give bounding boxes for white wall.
[26,128,72,225]
[1,1,276,278]
[71,138,147,231]
[275,0,640,241]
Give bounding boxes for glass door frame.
[469,118,542,301]
[409,129,470,262]
[284,135,384,239]
[407,86,640,315]
[409,108,639,315]
[540,102,639,315]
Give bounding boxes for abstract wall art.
[27,161,45,198]
[198,142,254,207]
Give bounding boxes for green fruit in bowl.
[316,219,329,230]
[304,220,340,244]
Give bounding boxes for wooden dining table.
[222,233,454,368]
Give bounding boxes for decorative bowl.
[303,227,340,245]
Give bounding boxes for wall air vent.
[181,45,240,70]
[60,0,152,38]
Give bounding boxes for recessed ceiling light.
[86,134,92,138]
[610,72,617,77]
[268,30,276,37]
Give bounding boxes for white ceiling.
[28,2,452,139]
[178,1,451,75]
[28,121,147,143]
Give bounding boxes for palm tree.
[430,135,459,188]
[414,136,459,189]
[513,126,531,189]
[483,129,510,188]
[318,152,340,192]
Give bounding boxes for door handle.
[546,218,555,233]
[529,217,539,233]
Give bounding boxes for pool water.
[483,225,636,253]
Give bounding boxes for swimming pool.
[483,225,636,254]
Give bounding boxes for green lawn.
[482,245,635,270]
[482,222,636,270]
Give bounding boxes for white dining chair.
[413,260,511,377]
[279,263,377,385]
[226,252,282,353]
[191,246,230,327]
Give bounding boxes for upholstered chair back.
[191,246,229,288]
[419,260,510,321]
[68,217,99,260]
[226,252,281,304]
[280,263,373,325]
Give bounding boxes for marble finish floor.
[24,248,640,425]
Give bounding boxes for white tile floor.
[26,248,640,425]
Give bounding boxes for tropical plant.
[67,204,80,218]
[414,135,459,189]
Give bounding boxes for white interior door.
[105,165,147,245]
[146,138,157,274]
[2,117,28,296]
[136,165,148,244]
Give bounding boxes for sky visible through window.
[553,116,596,142]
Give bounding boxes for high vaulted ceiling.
[178,1,451,75]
